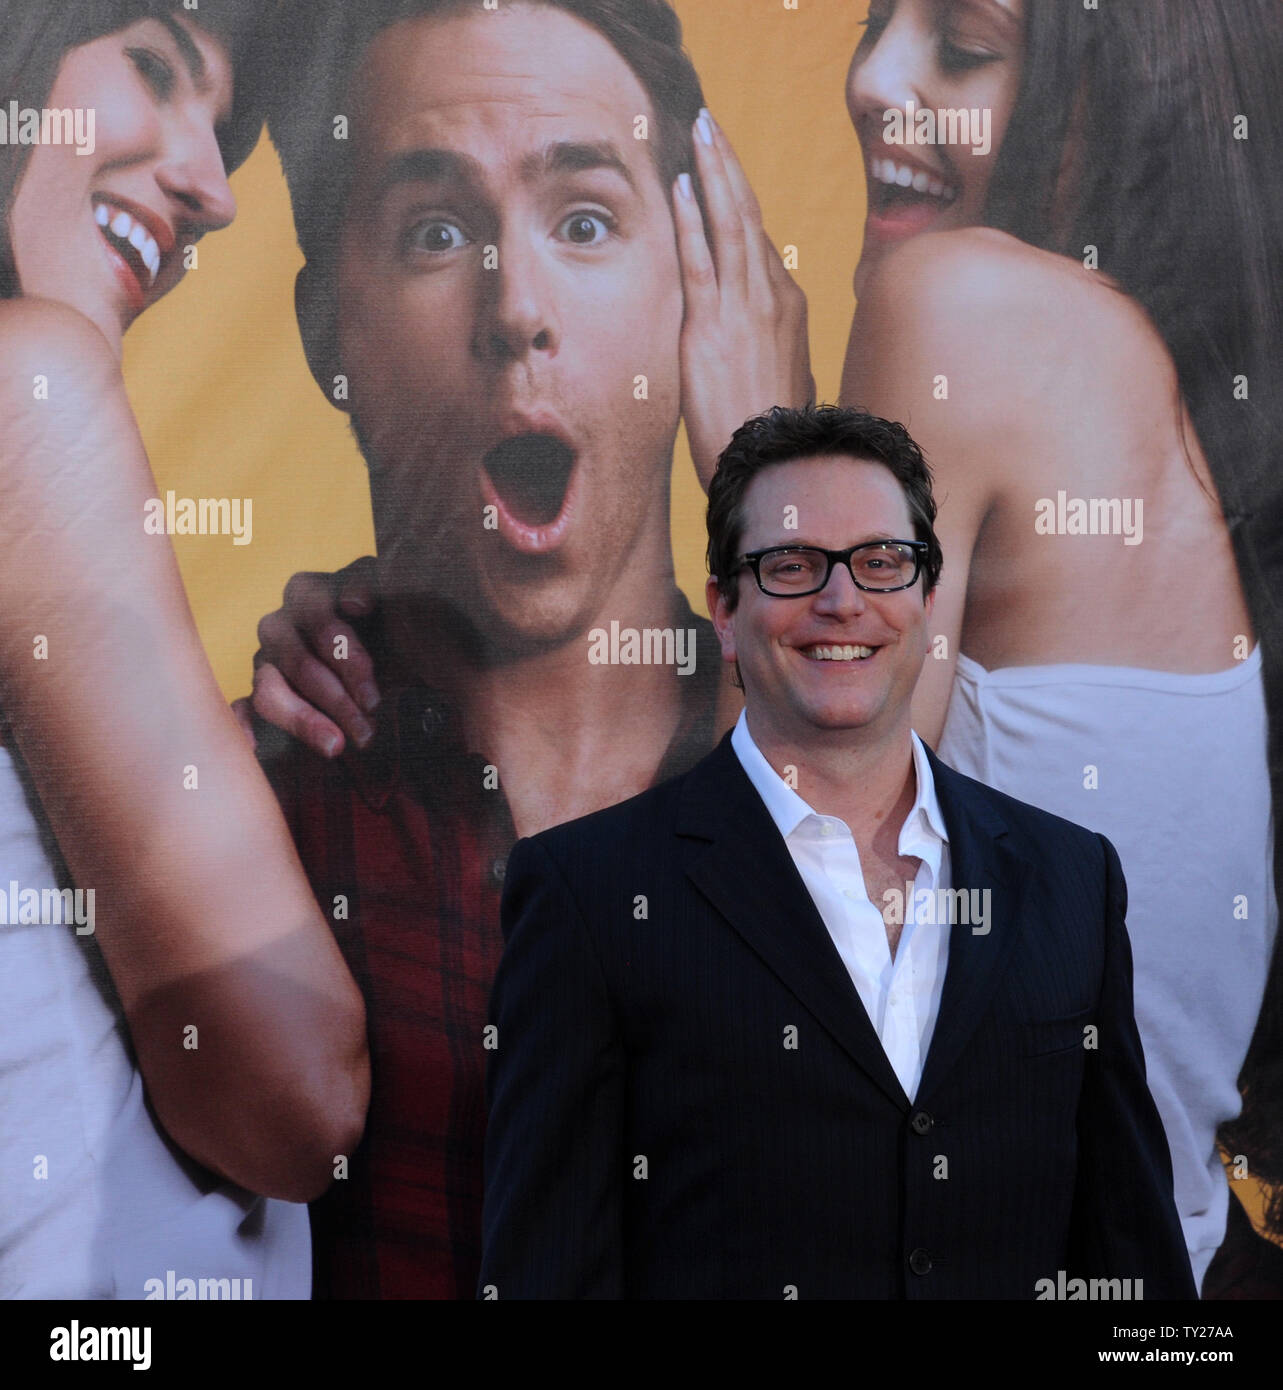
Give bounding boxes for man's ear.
[705,575,738,666]
[295,263,347,413]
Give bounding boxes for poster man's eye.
[405,220,469,254]
[559,211,613,246]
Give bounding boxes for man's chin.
[794,694,888,736]
[466,577,601,655]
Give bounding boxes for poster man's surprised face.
[334,4,686,651]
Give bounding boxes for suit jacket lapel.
[915,746,1030,1104]
[678,733,910,1110]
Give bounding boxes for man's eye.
[126,47,176,100]
[405,220,469,254]
[558,211,613,246]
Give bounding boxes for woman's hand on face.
[232,556,381,759]
[673,109,816,493]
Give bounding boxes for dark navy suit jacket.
[480,731,1197,1299]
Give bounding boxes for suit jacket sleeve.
[479,834,626,1299]
[1067,832,1198,1298]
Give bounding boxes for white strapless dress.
[938,645,1276,1293]
[0,745,310,1299]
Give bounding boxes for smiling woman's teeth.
[94,202,161,285]
[805,645,874,661]
[869,157,956,203]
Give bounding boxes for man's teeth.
[804,645,875,661]
[94,202,161,284]
[869,157,956,203]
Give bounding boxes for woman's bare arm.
[0,299,368,1202]
[841,231,1024,747]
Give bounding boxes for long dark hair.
[0,0,274,298]
[987,0,1283,1236]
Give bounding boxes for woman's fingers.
[673,168,718,316]
[255,605,375,750]
[707,112,774,306]
[712,111,764,227]
[278,569,380,715]
[673,108,816,489]
[247,559,384,753]
[692,108,748,298]
[335,554,379,622]
[250,660,348,760]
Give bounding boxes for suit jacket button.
[490,857,507,886]
[909,1248,933,1276]
[910,1110,933,1135]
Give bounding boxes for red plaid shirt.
[259,602,722,1298]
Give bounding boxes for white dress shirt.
[730,711,952,1101]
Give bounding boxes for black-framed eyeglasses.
[736,540,928,597]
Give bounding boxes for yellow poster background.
[119,0,1273,1241]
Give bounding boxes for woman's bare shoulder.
[857,227,1163,371]
[0,297,120,392]
[0,300,137,498]
[851,227,1177,453]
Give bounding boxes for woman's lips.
[862,153,959,244]
[99,234,147,320]
[95,200,164,282]
[864,196,950,242]
[91,196,176,328]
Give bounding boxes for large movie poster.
[1,0,1280,1337]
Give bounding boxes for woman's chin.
[66,294,127,359]
[854,207,972,299]
[853,246,885,301]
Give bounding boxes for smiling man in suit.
[480,403,1196,1300]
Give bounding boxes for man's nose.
[155,120,237,233]
[846,12,929,139]
[475,227,560,361]
[812,557,869,616]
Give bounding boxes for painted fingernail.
[696,109,713,146]
[357,681,381,713]
[676,171,693,200]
